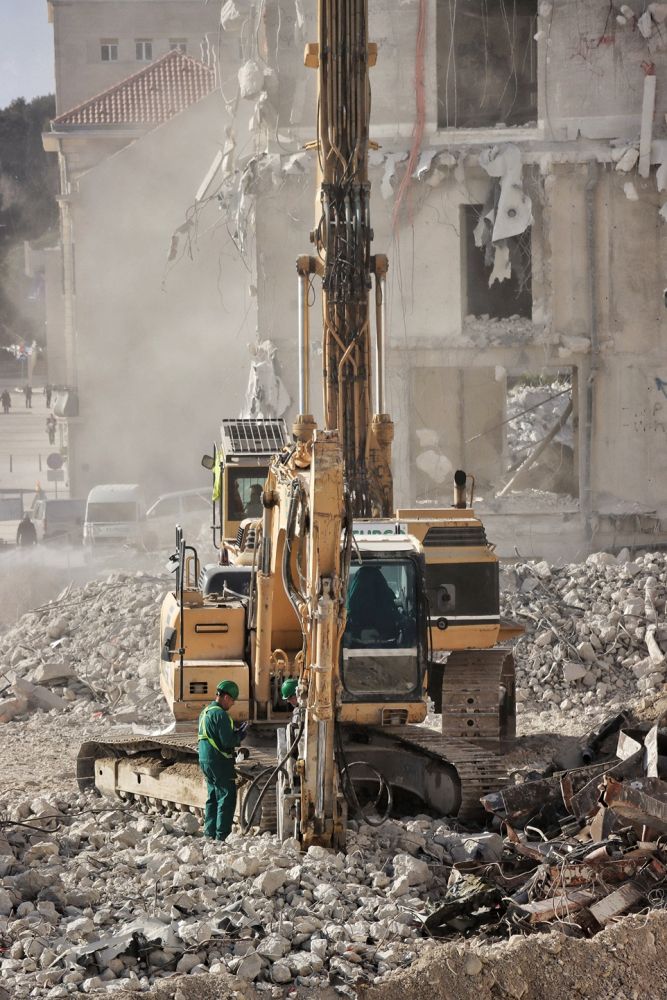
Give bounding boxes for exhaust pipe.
[453,470,467,509]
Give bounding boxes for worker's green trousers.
[199,754,237,841]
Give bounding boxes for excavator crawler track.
[441,648,516,748]
[78,732,277,833]
[371,725,511,821]
[79,724,510,827]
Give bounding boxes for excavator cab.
[340,538,428,717]
[202,418,288,548]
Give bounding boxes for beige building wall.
[49,0,220,115]
[45,0,667,556]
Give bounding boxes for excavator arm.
[294,0,394,518]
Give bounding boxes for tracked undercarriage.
[77,643,516,832]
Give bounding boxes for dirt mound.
[359,911,667,1000]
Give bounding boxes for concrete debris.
[220,0,243,31]
[479,144,533,242]
[238,60,265,100]
[381,152,408,200]
[615,147,639,173]
[624,181,639,201]
[489,244,511,286]
[242,339,291,419]
[0,572,170,729]
[501,549,667,727]
[0,773,544,996]
[651,2,667,22]
[638,10,655,38]
[2,543,667,998]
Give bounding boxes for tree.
[0,95,58,347]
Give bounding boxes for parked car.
[83,484,146,546]
[31,498,86,544]
[145,488,212,547]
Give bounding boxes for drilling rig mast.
[294,0,394,517]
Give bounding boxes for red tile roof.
[53,51,216,127]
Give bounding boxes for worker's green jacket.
[197,702,241,776]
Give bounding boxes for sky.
[0,0,55,109]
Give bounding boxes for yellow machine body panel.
[160,658,250,723]
[160,590,246,660]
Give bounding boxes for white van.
[83,484,146,546]
[145,488,211,547]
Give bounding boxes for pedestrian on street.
[16,513,37,546]
[24,385,32,408]
[0,390,10,414]
[45,384,52,407]
[197,680,247,841]
[46,414,56,446]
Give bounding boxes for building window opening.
[497,369,578,499]
[436,0,537,129]
[169,39,187,54]
[100,39,118,62]
[462,204,532,320]
[135,39,153,62]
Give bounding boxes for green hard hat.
[216,680,239,699]
[281,678,298,700]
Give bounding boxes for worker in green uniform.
[197,680,247,841]
[281,677,299,711]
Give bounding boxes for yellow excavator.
[78,0,521,849]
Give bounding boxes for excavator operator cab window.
[342,559,421,698]
[227,468,268,521]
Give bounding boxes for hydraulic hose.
[334,723,392,827]
[240,717,305,833]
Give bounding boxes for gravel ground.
[0,546,665,998]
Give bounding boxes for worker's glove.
[235,721,248,742]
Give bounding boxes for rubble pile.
[505,378,573,467]
[0,572,170,728]
[502,549,667,731]
[0,790,511,997]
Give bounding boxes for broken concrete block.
[238,59,264,100]
[0,696,29,723]
[615,147,639,172]
[577,642,597,663]
[253,868,287,897]
[392,854,430,886]
[562,661,588,683]
[32,661,75,685]
[257,934,290,960]
[46,618,69,640]
[236,950,263,981]
[231,855,261,878]
[11,678,69,712]
[271,961,292,983]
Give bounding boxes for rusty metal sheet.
[570,750,644,819]
[588,862,666,925]
[561,762,613,813]
[481,774,563,825]
[603,776,667,833]
[616,731,643,761]
[588,882,644,925]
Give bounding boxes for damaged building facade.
[42,0,667,557]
